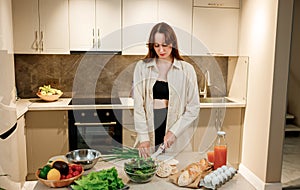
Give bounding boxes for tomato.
[72,171,80,177]
[66,174,73,179]
[75,165,82,173]
[71,165,77,171]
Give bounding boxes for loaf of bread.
[177,158,209,186]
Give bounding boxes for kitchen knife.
[151,143,165,159]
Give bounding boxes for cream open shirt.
[133,58,200,152]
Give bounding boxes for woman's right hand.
[138,141,150,158]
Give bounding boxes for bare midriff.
[153,99,168,109]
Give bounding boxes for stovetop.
[68,97,121,105]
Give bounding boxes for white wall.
[288,0,300,126]
[239,0,293,187]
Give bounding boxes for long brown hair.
[143,22,184,62]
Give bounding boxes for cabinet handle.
[33,31,39,51]
[208,3,224,6]
[92,29,95,48]
[97,28,100,49]
[39,31,44,51]
[131,133,137,140]
[74,122,117,126]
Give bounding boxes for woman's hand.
[164,131,176,149]
[138,141,150,158]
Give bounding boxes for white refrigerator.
[0,0,26,189]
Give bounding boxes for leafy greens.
[71,167,125,190]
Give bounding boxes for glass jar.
[206,145,214,163]
[213,131,227,170]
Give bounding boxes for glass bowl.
[124,158,157,183]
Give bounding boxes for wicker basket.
[35,167,83,188]
[36,92,63,102]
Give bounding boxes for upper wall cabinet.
[0,0,14,53]
[194,0,240,8]
[158,0,193,55]
[192,7,239,55]
[12,0,69,54]
[122,0,158,55]
[69,0,121,52]
[122,0,192,55]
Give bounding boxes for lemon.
[47,168,61,180]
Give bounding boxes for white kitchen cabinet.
[122,0,158,55]
[122,0,193,55]
[12,0,69,54]
[69,0,121,52]
[192,7,239,55]
[25,111,68,180]
[0,0,14,53]
[194,0,240,8]
[158,0,193,55]
[0,116,27,189]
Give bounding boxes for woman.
[133,22,200,158]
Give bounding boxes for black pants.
[154,108,168,146]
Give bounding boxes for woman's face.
[153,32,173,62]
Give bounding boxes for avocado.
[52,161,69,175]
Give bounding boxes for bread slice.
[156,162,173,178]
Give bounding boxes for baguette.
[177,158,209,186]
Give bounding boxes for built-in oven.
[68,98,123,154]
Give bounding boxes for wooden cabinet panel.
[25,111,68,180]
[193,108,243,168]
[122,110,136,147]
[122,126,137,147]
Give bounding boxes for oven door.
[68,110,122,154]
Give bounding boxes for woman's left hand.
[164,131,176,149]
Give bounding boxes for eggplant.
[52,161,69,175]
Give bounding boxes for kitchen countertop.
[16,97,245,118]
[22,152,255,190]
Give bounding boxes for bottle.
[214,131,227,170]
[206,145,214,163]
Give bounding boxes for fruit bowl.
[36,92,63,102]
[35,164,84,188]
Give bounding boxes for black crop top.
[153,80,169,100]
